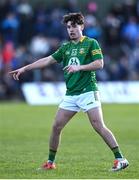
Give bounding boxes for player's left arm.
[64,59,103,73]
[80,59,104,71]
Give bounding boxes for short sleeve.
[91,39,103,60]
[51,45,64,63]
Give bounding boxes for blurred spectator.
[2,41,15,72]
[1,12,20,44]
[103,13,121,45]
[29,35,50,58]
[34,12,47,35]
[49,9,66,39]
[121,16,139,48]
[64,0,78,12]
[136,0,139,17]
[87,1,98,14]
[130,39,139,80]
[84,14,102,39]
[17,0,33,45]
[17,0,33,16]
[122,0,136,19]
[117,54,129,80]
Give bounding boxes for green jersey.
[52,36,103,95]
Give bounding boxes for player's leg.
[49,108,77,151]
[87,107,129,171]
[87,107,118,148]
[41,108,77,170]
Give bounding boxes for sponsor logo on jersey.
[71,49,77,56]
[68,57,80,65]
[92,49,102,56]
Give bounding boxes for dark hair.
[62,12,84,25]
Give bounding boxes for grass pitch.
[0,103,139,179]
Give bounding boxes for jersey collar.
[71,36,86,44]
[79,36,86,43]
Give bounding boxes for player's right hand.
[9,67,26,80]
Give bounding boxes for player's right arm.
[9,55,56,80]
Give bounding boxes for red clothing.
[2,42,15,64]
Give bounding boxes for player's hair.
[62,12,84,25]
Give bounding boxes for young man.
[9,13,129,171]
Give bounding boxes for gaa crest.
[79,48,85,54]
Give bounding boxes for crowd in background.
[0,0,139,100]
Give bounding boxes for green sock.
[112,146,123,159]
[48,149,57,162]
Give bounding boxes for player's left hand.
[63,65,81,73]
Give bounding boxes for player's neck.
[72,35,84,43]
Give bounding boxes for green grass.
[0,103,139,179]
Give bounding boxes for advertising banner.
[22,82,139,105]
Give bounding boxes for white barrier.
[99,81,139,103]
[22,81,139,105]
[22,82,66,105]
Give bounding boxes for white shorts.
[59,91,101,112]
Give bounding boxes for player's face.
[66,21,84,40]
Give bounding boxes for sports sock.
[112,146,123,159]
[48,149,57,163]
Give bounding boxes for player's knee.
[92,119,105,133]
[52,123,63,134]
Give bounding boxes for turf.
[0,103,139,179]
